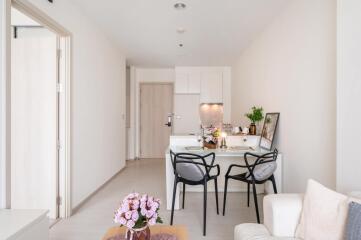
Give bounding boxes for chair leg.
[203,180,207,236]
[170,178,178,225]
[182,182,186,209]
[214,178,219,215]
[270,175,278,194]
[222,177,229,216]
[252,182,260,224]
[247,182,250,207]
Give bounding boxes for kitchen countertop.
[168,145,272,157]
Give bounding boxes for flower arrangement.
[203,126,221,148]
[114,193,163,229]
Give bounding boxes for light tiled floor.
[50,158,263,240]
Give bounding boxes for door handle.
[165,114,172,127]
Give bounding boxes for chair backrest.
[169,150,216,182]
[244,149,278,181]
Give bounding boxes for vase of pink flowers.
[203,126,221,149]
[114,193,163,240]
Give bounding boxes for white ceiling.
[72,0,290,67]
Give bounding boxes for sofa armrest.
[263,194,303,237]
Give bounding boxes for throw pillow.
[346,202,361,240]
[295,179,348,240]
[247,162,277,181]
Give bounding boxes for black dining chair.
[170,150,220,236]
[222,149,278,223]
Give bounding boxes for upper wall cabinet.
[188,71,201,94]
[175,71,188,93]
[175,67,226,103]
[200,71,223,103]
[175,68,201,94]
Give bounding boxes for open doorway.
[9,0,72,221]
[11,7,58,221]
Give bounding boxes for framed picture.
[259,113,280,150]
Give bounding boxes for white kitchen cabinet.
[173,94,200,134]
[175,68,201,94]
[200,71,223,103]
[175,71,188,94]
[188,71,201,94]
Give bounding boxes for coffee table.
[103,225,188,240]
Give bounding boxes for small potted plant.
[114,193,163,240]
[245,106,264,135]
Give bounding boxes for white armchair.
[234,194,303,240]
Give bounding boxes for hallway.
[50,159,262,240]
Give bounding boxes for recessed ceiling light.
[176,28,186,34]
[174,3,186,10]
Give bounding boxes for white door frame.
[1,0,72,218]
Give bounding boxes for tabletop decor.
[114,193,163,240]
[245,106,264,135]
[260,113,280,150]
[202,126,220,149]
[102,225,188,240]
[220,132,227,149]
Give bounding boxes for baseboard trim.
[72,166,126,214]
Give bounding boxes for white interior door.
[11,27,58,219]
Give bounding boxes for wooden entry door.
[140,83,173,158]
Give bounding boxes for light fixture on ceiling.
[176,27,186,34]
[179,43,184,47]
[174,3,186,10]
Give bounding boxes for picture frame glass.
[259,113,280,150]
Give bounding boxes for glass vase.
[125,225,150,240]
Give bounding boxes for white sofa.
[235,194,303,240]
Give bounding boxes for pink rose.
[141,208,147,216]
[119,217,127,225]
[126,220,135,229]
[148,217,156,226]
[131,211,139,221]
[146,210,154,218]
[125,211,132,220]
[121,203,129,212]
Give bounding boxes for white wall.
[0,0,11,209]
[21,0,127,208]
[337,0,361,193]
[128,68,175,159]
[0,0,6,209]
[231,0,336,192]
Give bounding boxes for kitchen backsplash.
[199,103,223,129]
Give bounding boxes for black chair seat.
[227,172,248,180]
[227,172,273,185]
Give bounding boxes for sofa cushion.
[346,202,361,240]
[295,179,349,240]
